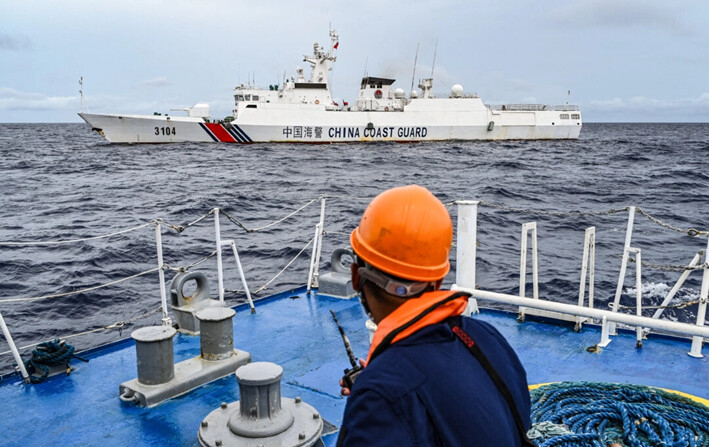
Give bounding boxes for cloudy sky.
[1,0,708,123]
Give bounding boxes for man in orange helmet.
[337,184,532,447]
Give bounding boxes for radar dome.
[410,90,419,98]
[394,88,405,99]
[451,84,464,97]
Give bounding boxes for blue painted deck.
[1,288,707,446]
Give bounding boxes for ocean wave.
[1,122,709,372]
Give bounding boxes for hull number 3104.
[155,127,176,136]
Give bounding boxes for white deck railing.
[453,201,708,358]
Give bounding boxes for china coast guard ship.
[79,30,582,144]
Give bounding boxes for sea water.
[1,122,708,373]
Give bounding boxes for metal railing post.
[228,240,255,313]
[312,196,326,288]
[0,312,30,383]
[306,224,321,294]
[689,237,709,358]
[518,222,538,320]
[599,315,611,347]
[629,247,643,347]
[576,226,596,329]
[610,206,636,334]
[652,251,702,320]
[154,221,171,325]
[214,208,225,303]
[306,196,327,294]
[455,201,479,315]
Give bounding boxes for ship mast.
[303,30,339,89]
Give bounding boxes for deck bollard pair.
[119,307,251,407]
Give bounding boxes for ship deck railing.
[487,104,581,112]
[2,195,708,382]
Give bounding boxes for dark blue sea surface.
[1,123,708,373]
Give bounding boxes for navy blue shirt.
[337,316,530,446]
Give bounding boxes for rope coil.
[529,382,709,447]
[23,339,88,384]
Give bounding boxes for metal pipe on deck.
[452,286,709,343]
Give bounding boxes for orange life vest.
[366,290,470,365]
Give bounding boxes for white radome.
[451,84,464,97]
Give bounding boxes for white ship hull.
[80,99,581,144]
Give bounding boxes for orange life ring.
[384,106,389,112]
[315,99,320,104]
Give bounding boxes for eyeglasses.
[357,265,430,298]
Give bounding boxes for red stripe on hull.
[205,123,236,143]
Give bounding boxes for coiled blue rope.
[529,382,709,447]
[23,339,87,384]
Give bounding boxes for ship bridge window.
[560,113,570,119]
[571,113,581,120]
[235,95,245,102]
[252,95,259,101]
[245,94,251,101]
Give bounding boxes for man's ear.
[351,263,361,292]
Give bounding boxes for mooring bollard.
[196,307,236,361]
[132,326,177,385]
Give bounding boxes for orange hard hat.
[350,185,452,282]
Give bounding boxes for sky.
[1,0,708,123]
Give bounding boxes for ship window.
[560,113,570,119]
[235,95,244,101]
[252,95,259,101]
[571,113,581,119]
[245,94,251,101]
[246,104,257,109]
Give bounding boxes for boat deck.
[1,287,707,446]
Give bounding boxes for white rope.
[222,196,321,233]
[160,211,214,233]
[0,221,154,246]
[324,194,373,202]
[254,237,315,294]
[0,306,163,357]
[0,268,159,303]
